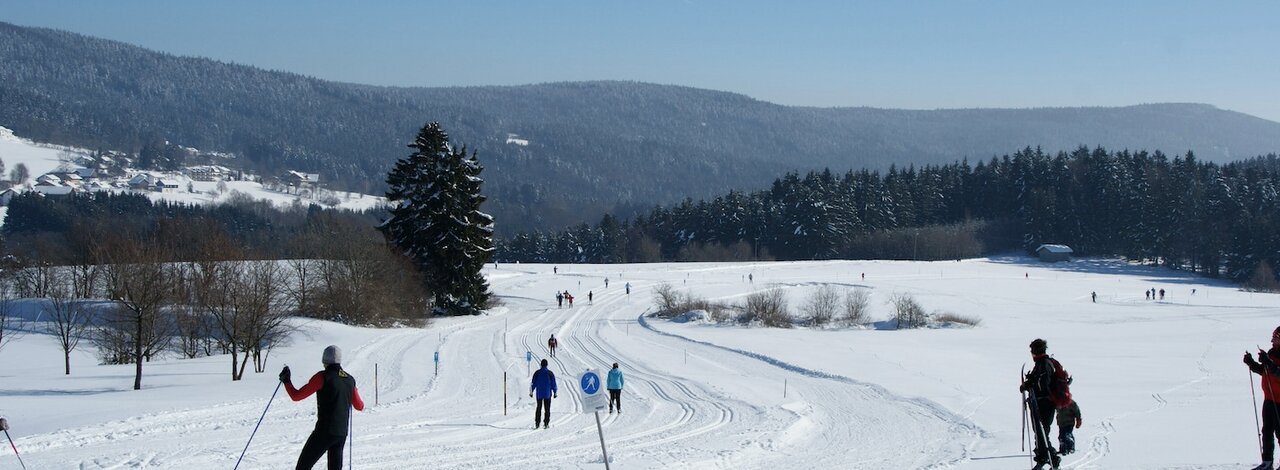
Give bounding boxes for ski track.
[13,268,986,469]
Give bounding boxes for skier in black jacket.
[1020,338,1061,470]
[281,345,366,470]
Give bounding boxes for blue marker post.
[434,351,440,376]
[526,351,533,375]
[580,370,611,469]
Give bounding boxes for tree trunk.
[134,314,144,390]
[231,349,241,381]
[64,351,71,375]
[236,348,252,380]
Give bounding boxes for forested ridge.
[4,21,1280,234]
[499,147,1280,286]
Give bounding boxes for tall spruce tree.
[380,122,494,315]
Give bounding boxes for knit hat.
[322,345,341,365]
[1029,338,1048,354]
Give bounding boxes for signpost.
[579,369,610,469]
[526,351,533,375]
[434,351,440,376]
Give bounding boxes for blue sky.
[5,1,1279,121]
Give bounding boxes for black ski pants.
[535,398,551,426]
[1264,400,1280,461]
[1028,398,1058,464]
[608,389,621,411]
[296,430,346,470]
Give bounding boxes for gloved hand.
[1075,417,1082,429]
[279,366,291,383]
[1246,352,1258,365]
[529,392,533,398]
[0,417,9,431]
[553,393,557,399]
[1260,350,1274,365]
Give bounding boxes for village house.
[283,170,321,194]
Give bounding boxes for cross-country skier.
[548,334,558,358]
[1244,326,1280,470]
[530,359,558,429]
[607,363,625,414]
[280,345,365,470]
[1020,338,1062,470]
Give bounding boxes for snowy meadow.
[0,257,1275,469]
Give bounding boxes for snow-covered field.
[1,257,1276,469]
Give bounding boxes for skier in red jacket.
[280,345,365,470]
[1245,326,1280,470]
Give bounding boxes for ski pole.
[234,380,283,470]
[348,404,354,470]
[2,420,26,470]
[1020,364,1028,455]
[1250,357,1263,455]
[1021,391,1028,453]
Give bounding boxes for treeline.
[498,147,1280,285]
[2,191,429,326]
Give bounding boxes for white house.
[154,179,180,192]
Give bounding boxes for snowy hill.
[0,257,1274,469]
[0,126,386,226]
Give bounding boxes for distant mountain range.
[3,21,1280,234]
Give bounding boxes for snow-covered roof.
[33,185,75,196]
[287,170,320,183]
[1036,244,1074,254]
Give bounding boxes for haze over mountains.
[3,21,1280,234]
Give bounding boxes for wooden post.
[503,371,508,416]
[375,363,379,406]
[784,379,788,398]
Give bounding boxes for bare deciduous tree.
[652,283,681,317]
[744,287,792,328]
[236,260,292,375]
[97,235,175,390]
[802,285,841,327]
[44,279,94,375]
[842,289,871,326]
[891,293,928,329]
[0,279,22,355]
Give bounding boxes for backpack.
[1045,357,1073,408]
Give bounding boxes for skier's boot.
[1030,462,1045,470]
[1250,461,1273,470]
[1050,454,1061,470]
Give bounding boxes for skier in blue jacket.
[607,363,625,414]
[530,359,557,429]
